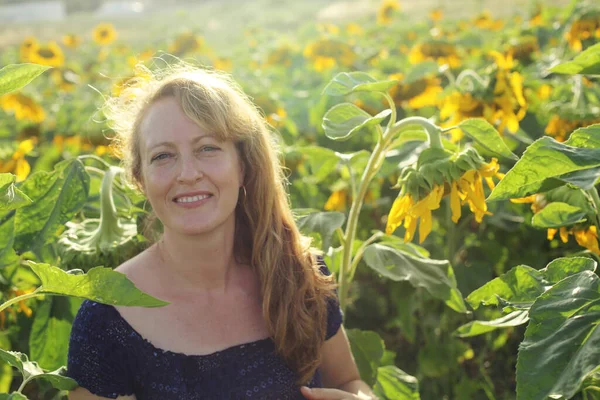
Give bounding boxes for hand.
[300,386,374,400]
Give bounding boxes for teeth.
[176,194,210,203]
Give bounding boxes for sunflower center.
[38,48,56,58]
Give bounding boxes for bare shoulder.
[114,244,159,287]
[68,386,136,400]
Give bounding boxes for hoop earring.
[240,185,247,201]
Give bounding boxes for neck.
[154,219,240,294]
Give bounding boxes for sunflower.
[565,12,600,51]
[28,41,64,67]
[472,11,504,31]
[303,39,356,71]
[388,73,443,109]
[0,93,45,123]
[19,36,37,62]
[545,115,600,142]
[93,23,117,45]
[266,44,295,67]
[439,93,490,141]
[547,225,600,256]
[62,33,81,49]
[169,32,205,56]
[0,139,36,182]
[386,159,503,243]
[488,54,527,134]
[377,0,400,25]
[507,36,539,64]
[429,8,443,22]
[0,287,35,330]
[324,190,348,212]
[213,57,232,71]
[409,41,461,68]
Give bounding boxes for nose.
[176,154,203,183]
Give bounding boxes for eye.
[150,153,171,162]
[198,146,220,153]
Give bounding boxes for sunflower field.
[1,0,600,398]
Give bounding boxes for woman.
[66,64,375,400]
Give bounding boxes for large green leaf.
[0,349,77,391]
[0,393,28,399]
[550,43,600,75]
[458,119,518,161]
[454,310,529,337]
[374,365,421,400]
[488,136,600,201]
[467,257,597,310]
[0,216,18,267]
[323,103,390,141]
[14,159,90,251]
[0,63,50,96]
[25,261,169,307]
[544,186,597,215]
[298,146,340,184]
[0,173,32,213]
[30,296,82,370]
[516,271,600,400]
[363,243,467,313]
[565,125,600,149]
[531,202,588,228]
[323,72,398,96]
[296,211,345,250]
[346,329,385,387]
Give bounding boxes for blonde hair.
[104,61,337,383]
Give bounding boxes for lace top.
[66,265,343,400]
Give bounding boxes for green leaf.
[564,124,600,149]
[467,257,597,310]
[0,393,28,400]
[458,119,518,161]
[14,159,90,251]
[323,103,390,141]
[531,202,588,228]
[25,261,169,307]
[454,310,529,337]
[0,173,32,213]
[0,63,50,96]
[488,137,600,201]
[323,72,398,96]
[363,243,467,313]
[550,43,600,75]
[374,365,421,400]
[30,296,82,370]
[404,61,439,84]
[0,216,18,268]
[516,271,600,400]
[296,211,345,250]
[544,186,597,215]
[0,349,76,391]
[346,329,385,386]
[299,146,340,184]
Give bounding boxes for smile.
[174,194,211,203]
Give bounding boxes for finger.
[301,386,352,399]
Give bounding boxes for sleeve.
[316,256,344,340]
[66,300,135,398]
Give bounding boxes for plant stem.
[0,289,40,314]
[456,69,488,91]
[337,115,442,313]
[17,376,32,393]
[349,231,384,281]
[587,187,600,229]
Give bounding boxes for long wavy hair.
[104,61,338,384]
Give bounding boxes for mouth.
[173,193,213,204]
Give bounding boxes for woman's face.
[138,96,244,236]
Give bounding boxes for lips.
[172,191,213,203]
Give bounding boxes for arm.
[301,326,377,400]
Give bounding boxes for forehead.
[139,97,211,147]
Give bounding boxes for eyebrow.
[147,135,213,151]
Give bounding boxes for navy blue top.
[66,264,343,399]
